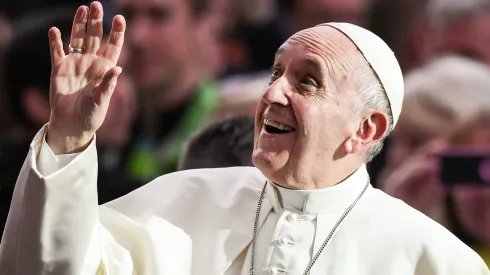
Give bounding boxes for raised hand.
[46,1,126,154]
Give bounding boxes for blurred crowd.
[0,0,489,267]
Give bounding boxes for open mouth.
[263,118,295,134]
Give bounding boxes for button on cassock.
[278,237,295,246]
[268,266,287,274]
[286,213,298,222]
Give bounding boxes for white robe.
[0,127,488,275]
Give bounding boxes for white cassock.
[0,127,488,275]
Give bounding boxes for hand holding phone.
[439,147,490,187]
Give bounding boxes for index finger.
[101,15,125,65]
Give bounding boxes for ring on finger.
[69,44,84,54]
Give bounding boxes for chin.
[252,148,289,181]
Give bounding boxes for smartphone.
[439,147,490,187]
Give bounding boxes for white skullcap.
[317,23,404,126]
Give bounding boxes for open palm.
[48,2,125,148]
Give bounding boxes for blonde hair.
[400,55,490,141]
[448,109,490,145]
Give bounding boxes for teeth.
[263,118,294,132]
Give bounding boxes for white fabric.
[0,126,489,275]
[241,165,369,275]
[319,23,404,126]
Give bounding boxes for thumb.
[94,66,123,106]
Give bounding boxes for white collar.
[266,164,371,214]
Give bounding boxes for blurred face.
[292,0,365,32]
[440,11,490,65]
[117,0,200,90]
[252,27,368,189]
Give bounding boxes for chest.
[224,209,418,275]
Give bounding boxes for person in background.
[114,0,222,182]
[379,55,490,225]
[365,0,490,186]
[392,109,490,267]
[447,110,490,264]
[0,8,140,240]
[287,0,370,32]
[430,0,490,64]
[382,55,490,173]
[366,0,438,73]
[372,55,490,187]
[178,116,254,170]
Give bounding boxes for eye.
[268,67,282,85]
[149,7,172,23]
[271,68,282,77]
[300,77,318,87]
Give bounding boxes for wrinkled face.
[117,0,200,91]
[252,27,368,188]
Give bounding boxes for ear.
[22,87,51,126]
[343,111,389,155]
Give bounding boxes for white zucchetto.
[318,22,404,126]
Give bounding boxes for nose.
[261,78,290,106]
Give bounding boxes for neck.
[275,160,365,190]
[311,159,365,190]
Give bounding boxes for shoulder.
[154,166,266,194]
[104,166,266,215]
[363,188,458,241]
[362,189,487,272]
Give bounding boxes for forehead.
[275,27,361,71]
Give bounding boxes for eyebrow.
[303,57,327,79]
[275,48,285,58]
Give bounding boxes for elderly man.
[0,2,488,275]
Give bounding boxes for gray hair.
[355,65,394,163]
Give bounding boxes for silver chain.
[249,180,370,275]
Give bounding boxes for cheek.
[294,101,344,149]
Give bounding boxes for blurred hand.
[46,2,126,154]
[380,140,448,217]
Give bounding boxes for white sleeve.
[0,126,124,275]
[37,133,81,176]
[0,125,192,275]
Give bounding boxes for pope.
[0,2,488,275]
